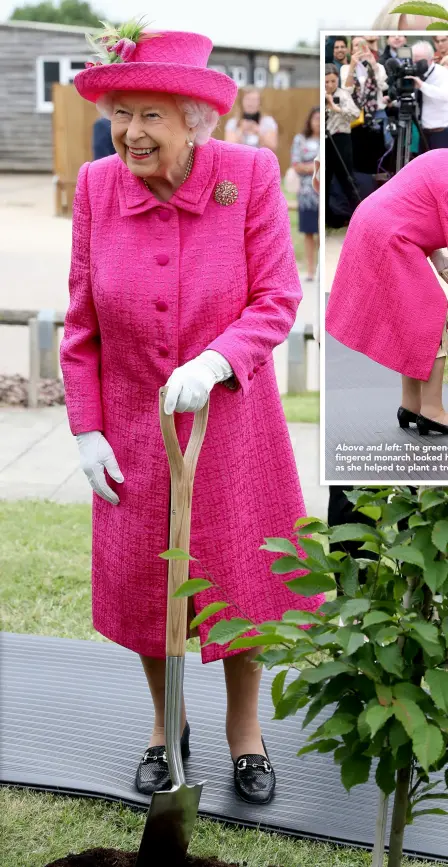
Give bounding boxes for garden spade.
[135,387,209,866]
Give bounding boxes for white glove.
[164,350,233,415]
[76,431,124,505]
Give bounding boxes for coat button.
[260,359,267,366]
[155,254,169,266]
[248,371,254,380]
[253,365,260,373]
[158,209,171,222]
[158,346,169,357]
[155,301,168,312]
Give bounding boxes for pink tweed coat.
[326,149,448,380]
[60,137,323,663]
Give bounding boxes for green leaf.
[376,753,396,796]
[375,626,400,646]
[228,633,286,650]
[392,697,427,738]
[295,521,329,536]
[424,560,448,594]
[412,723,445,773]
[341,754,372,791]
[376,643,404,677]
[390,719,410,753]
[340,598,371,621]
[432,520,448,553]
[298,739,340,756]
[320,713,356,738]
[330,523,381,543]
[393,683,426,704]
[271,669,287,707]
[363,610,393,628]
[427,21,448,28]
[420,488,448,511]
[358,505,382,521]
[173,578,212,597]
[260,537,298,556]
[376,684,393,706]
[159,547,197,560]
[386,545,424,568]
[338,556,360,597]
[189,601,229,629]
[409,621,442,657]
[204,617,252,646]
[426,669,448,714]
[380,499,415,526]
[335,627,366,656]
[299,537,332,568]
[390,3,448,23]
[410,808,448,818]
[286,573,336,596]
[282,609,323,626]
[294,516,328,532]
[300,660,352,683]
[408,514,429,529]
[366,704,395,738]
[271,555,301,574]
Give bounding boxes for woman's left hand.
[164,350,233,415]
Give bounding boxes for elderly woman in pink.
[326,148,448,435]
[60,19,323,805]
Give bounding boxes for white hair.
[412,41,435,61]
[96,92,219,145]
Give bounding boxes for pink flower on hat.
[107,37,137,62]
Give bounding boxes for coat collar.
[117,139,221,217]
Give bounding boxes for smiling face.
[434,34,448,57]
[388,35,406,49]
[325,73,339,94]
[110,91,192,180]
[333,40,348,62]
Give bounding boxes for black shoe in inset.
[397,406,419,429]
[416,414,448,436]
[135,722,190,795]
[233,738,276,805]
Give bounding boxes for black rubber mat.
[325,325,448,484]
[1,632,447,861]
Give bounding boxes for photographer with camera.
[340,36,388,175]
[224,86,278,151]
[409,41,448,151]
[325,63,361,227]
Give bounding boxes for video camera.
[385,46,428,118]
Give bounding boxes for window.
[273,70,290,89]
[230,66,248,86]
[36,57,89,112]
[254,67,267,88]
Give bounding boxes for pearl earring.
[187,139,194,148]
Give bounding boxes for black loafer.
[233,739,276,805]
[397,406,419,429]
[135,722,190,795]
[416,414,448,436]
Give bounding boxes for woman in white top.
[225,87,278,151]
[341,36,388,176]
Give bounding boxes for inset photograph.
[323,30,448,484]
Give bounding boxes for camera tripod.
[325,127,362,206]
[393,98,430,171]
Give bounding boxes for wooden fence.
[53,84,319,217]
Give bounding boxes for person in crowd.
[410,41,448,151]
[224,87,278,151]
[340,36,388,175]
[61,18,324,805]
[332,36,349,79]
[434,34,448,66]
[379,34,407,67]
[291,107,320,281]
[363,34,380,61]
[326,149,448,436]
[92,116,115,159]
[324,63,361,227]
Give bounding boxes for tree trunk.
[387,764,412,867]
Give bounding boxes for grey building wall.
[0,22,319,171]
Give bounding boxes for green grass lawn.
[1,500,444,866]
[281,392,319,424]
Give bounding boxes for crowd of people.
[324,33,448,227]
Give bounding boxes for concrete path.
[0,406,328,519]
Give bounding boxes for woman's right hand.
[76,431,124,505]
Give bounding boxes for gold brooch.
[214,181,238,206]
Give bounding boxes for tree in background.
[10,0,104,27]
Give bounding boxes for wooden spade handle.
[159,387,209,657]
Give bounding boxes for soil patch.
[45,849,277,867]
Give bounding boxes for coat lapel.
[117,139,221,217]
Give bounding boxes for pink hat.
[74,21,238,116]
